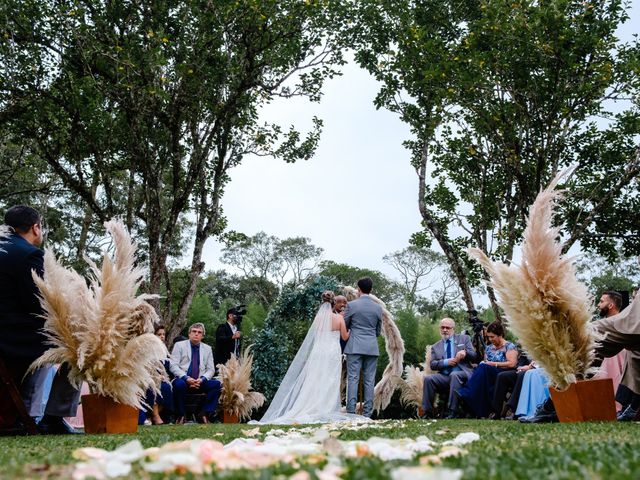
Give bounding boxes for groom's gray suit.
[343,295,383,417]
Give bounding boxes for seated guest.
[501,360,536,418]
[170,323,221,424]
[457,321,518,418]
[139,325,174,425]
[515,366,550,419]
[0,205,80,434]
[491,347,530,419]
[422,318,477,419]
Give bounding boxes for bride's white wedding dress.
[254,303,368,425]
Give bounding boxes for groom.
[344,277,383,417]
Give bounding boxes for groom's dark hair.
[357,277,373,294]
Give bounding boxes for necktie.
[446,339,452,359]
[190,348,200,379]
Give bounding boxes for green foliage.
[576,250,640,302]
[198,269,279,310]
[395,310,420,366]
[318,260,401,306]
[240,302,268,348]
[351,0,640,314]
[219,231,324,300]
[416,317,441,362]
[252,275,340,401]
[0,0,351,337]
[186,293,215,327]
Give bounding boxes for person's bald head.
[334,295,347,313]
[439,317,455,340]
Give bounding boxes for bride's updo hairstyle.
[321,290,335,305]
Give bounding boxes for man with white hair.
[170,323,220,424]
[422,317,477,419]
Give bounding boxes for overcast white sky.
[195,6,639,302]
[199,62,419,279]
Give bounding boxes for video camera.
[468,309,485,334]
[228,304,247,327]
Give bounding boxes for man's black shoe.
[444,409,459,419]
[419,409,434,420]
[617,405,639,422]
[519,398,558,423]
[37,415,80,435]
[519,412,558,423]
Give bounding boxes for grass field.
[2,419,639,479]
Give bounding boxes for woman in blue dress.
[457,321,518,418]
[515,366,550,418]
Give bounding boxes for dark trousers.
[492,369,519,414]
[20,364,80,418]
[458,363,501,418]
[422,370,469,413]
[139,381,174,424]
[506,371,527,412]
[172,378,221,416]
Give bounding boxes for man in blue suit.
[0,205,80,434]
[422,317,477,419]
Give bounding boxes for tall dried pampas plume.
[216,346,265,421]
[469,172,597,390]
[399,365,424,413]
[343,286,405,412]
[399,344,433,413]
[30,219,168,409]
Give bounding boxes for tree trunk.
[417,142,475,312]
[76,172,100,261]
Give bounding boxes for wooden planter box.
[549,378,617,423]
[82,394,138,434]
[223,411,239,424]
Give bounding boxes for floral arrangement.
[216,346,266,421]
[469,173,597,390]
[343,286,405,412]
[29,219,167,408]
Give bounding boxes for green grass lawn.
[2,420,639,479]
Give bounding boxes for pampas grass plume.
[216,346,265,421]
[469,172,597,390]
[30,219,167,408]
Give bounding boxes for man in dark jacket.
[214,307,242,368]
[0,205,79,434]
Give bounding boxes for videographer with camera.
[214,305,246,368]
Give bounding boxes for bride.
[255,290,369,424]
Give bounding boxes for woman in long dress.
[255,291,368,424]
